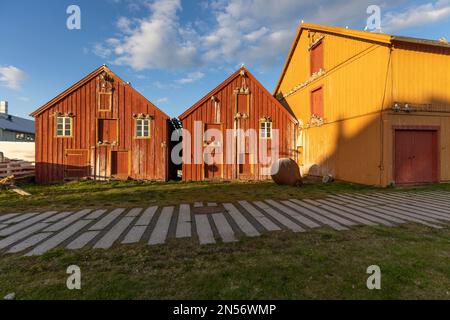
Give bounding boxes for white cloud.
[175,71,205,84]
[383,0,450,33]
[99,0,448,72]
[0,65,27,90]
[101,0,198,70]
[93,43,112,59]
[156,97,169,104]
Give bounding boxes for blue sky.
[1,0,450,119]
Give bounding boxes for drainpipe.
[379,45,394,186]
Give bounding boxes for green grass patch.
[0,224,448,299]
[1,179,449,213]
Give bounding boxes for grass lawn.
[0,223,448,299]
[1,179,450,213]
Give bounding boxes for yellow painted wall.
[392,43,450,106]
[278,30,393,185]
[277,26,450,186]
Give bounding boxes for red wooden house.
[31,65,170,183]
[179,67,298,181]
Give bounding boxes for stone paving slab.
[0,211,57,237]
[284,200,348,231]
[265,200,320,229]
[212,213,237,243]
[0,222,49,250]
[89,208,125,231]
[44,211,74,223]
[26,220,91,256]
[372,193,450,217]
[94,216,135,249]
[2,212,39,224]
[254,201,304,233]
[135,207,157,226]
[126,208,143,217]
[122,226,147,244]
[296,200,357,227]
[8,233,52,253]
[84,209,108,220]
[238,201,281,232]
[316,199,394,226]
[1,191,450,256]
[176,204,192,239]
[330,194,378,207]
[304,199,377,226]
[67,231,100,250]
[342,203,407,224]
[0,213,19,223]
[44,209,91,232]
[148,207,173,245]
[195,214,215,245]
[223,203,260,237]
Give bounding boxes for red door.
[204,124,223,180]
[65,149,89,179]
[395,130,438,184]
[236,93,253,179]
[111,151,130,179]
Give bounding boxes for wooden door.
[203,124,223,180]
[310,41,324,74]
[64,149,89,179]
[236,93,253,179]
[111,151,130,179]
[395,130,438,184]
[311,87,324,118]
[97,119,118,145]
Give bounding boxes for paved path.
[0,191,449,256]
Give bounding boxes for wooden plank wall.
[182,72,296,181]
[35,71,169,183]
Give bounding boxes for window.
[98,92,112,111]
[56,116,72,137]
[136,119,151,138]
[311,87,324,118]
[15,133,25,140]
[310,41,324,75]
[260,121,272,139]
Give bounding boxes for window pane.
[65,129,71,136]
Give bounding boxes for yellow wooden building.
[275,23,450,186]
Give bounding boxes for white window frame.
[260,121,272,140]
[135,119,151,139]
[56,116,73,137]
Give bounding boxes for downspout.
[379,44,394,186]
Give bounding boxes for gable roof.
[30,65,170,119]
[0,113,35,134]
[274,23,450,94]
[179,67,297,122]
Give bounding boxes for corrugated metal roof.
[0,113,35,134]
[392,36,450,48]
